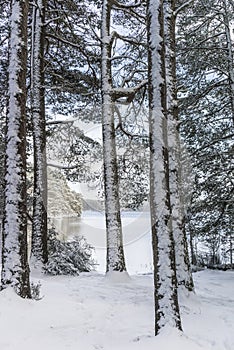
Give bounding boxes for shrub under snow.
[46,228,95,275]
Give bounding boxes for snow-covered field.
[0,211,233,349]
[0,269,233,349]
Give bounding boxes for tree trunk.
[30,0,48,267]
[1,0,31,298]
[222,0,234,125]
[101,0,126,273]
[147,0,182,334]
[164,0,194,292]
[189,223,197,266]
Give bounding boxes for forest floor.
[0,269,233,350]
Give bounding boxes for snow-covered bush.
[46,227,95,275]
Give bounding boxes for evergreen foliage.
[177,0,234,266]
[47,168,83,218]
[44,0,101,118]
[46,227,95,276]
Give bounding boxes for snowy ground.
[0,269,233,350]
[0,211,233,349]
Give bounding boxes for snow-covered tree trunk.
[147,0,182,334]
[30,0,48,267]
[222,0,234,125]
[164,0,194,292]
[1,0,31,298]
[101,0,126,273]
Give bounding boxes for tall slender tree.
[1,0,31,298]
[101,0,126,272]
[221,0,234,125]
[147,0,182,334]
[101,0,147,273]
[164,0,194,291]
[0,1,9,113]
[30,0,48,267]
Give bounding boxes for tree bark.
[101,0,126,273]
[147,0,182,334]
[30,0,48,267]
[222,0,234,125]
[1,0,31,298]
[164,0,194,292]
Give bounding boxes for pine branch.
[47,163,78,170]
[111,30,147,47]
[112,79,147,102]
[111,0,142,9]
[192,133,234,155]
[46,119,75,126]
[174,0,194,17]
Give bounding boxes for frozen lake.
[65,211,153,274]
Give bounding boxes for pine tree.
[0,129,5,225]
[101,0,126,272]
[30,0,48,267]
[101,0,147,273]
[164,0,194,291]
[44,0,101,117]
[1,0,31,298]
[0,1,9,112]
[147,0,182,334]
[177,0,234,265]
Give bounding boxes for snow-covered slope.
[0,269,233,350]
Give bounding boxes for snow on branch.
[46,33,97,58]
[110,30,147,47]
[111,0,142,9]
[46,119,75,126]
[115,105,147,139]
[112,79,147,102]
[86,15,102,43]
[174,0,193,17]
[192,133,234,155]
[47,163,78,170]
[121,69,147,87]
